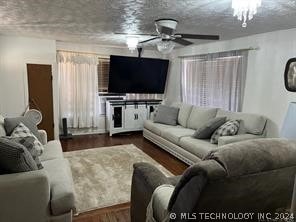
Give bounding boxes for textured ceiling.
[0,0,296,49]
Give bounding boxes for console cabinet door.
[124,105,148,130]
[136,105,148,129]
[124,106,137,129]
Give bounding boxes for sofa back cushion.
[171,103,193,127]
[0,115,6,137]
[216,110,267,135]
[204,139,296,177]
[187,106,218,130]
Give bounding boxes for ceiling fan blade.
[114,32,158,36]
[175,34,220,40]
[140,37,160,44]
[172,38,193,46]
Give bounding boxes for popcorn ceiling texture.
[0,0,295,47]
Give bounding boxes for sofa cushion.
[187,106,218,130]
[172,103,193,128]
[144,120,181,136]
[216,110,267,135]
[210,120,240,144]
[42,159,75,216]
[0,115,6,137]
[0,137,38,174]
[4,116,43,142]
[179,137,217,159]
[40,140,64,162]
[193,117,227,139]
[154,105,179,126]
[204,138,296,177]
[162,128,195,144]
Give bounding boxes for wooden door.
[27,64,54,140]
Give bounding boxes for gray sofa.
[0,115,76,222]
[144,103,268,165]
[131,139,296,222]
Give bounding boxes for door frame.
[23,58,59,139]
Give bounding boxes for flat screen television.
[108,55,169,94]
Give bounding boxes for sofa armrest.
[38,129,48,145]
[218,134,263,146]
[130,162,178,222]
[0,170,50,221]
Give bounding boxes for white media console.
[106,99,162,136]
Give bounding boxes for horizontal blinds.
[98,58,110,92]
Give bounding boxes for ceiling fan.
[116,18,220,54]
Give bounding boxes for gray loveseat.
[0,115,76,222]
[144,103,268,165]
[131,139,296,222]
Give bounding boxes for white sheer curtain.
[181,51,248,112]
[58,51,99,128]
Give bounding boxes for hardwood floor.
[61,132,188,222]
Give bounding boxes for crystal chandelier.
[157,40,175,54]
[232,0,262,28]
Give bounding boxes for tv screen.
[108,55,169,94]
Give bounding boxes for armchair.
[131,139,296,222]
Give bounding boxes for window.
[98,58,110,92]
[181,51,248,112]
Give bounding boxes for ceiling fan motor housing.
[155,19,178,36]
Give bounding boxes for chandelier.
[232,0,262,28]
[157,40,175,54]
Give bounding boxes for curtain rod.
[178,47,260,59]
[57,50,110,59]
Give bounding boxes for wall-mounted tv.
[108,55,169,94]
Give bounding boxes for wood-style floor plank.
[61,132,188,222]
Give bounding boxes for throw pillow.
[193,117,227,139]
[8,136,43,169]
[10,122,44,156]
[154,105,179,126]
[210,120,240,144]
[4,116,42,142]
[0,137,38,174]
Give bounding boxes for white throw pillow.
[10,122,44,156]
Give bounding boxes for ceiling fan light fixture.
[232,0,261,27]
[157,40,175,54]
[126,36,139,51]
